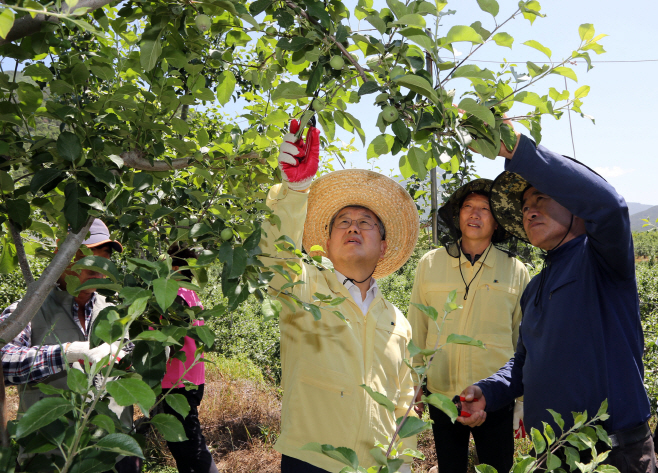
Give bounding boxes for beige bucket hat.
[302,169,420,279]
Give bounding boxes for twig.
[120,150,261,171]
[284,0,369,83]
[7,219,34,285]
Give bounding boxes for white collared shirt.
[333,269,379,315]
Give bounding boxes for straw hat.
[302,169,419,279]
[438,178,510,244]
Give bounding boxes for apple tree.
[0,0,605,470]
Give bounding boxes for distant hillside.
[628,202,655,216]
[631,205,658,232]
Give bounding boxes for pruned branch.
[0,217,94,345]
[0,0,114,46]
[284,0,369,83]
[7,219,34,286]
[120,150,262,171]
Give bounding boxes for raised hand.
[277,120,321,191]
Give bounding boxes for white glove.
[398,464,412,473]
[513,400,524,431]
[65,341,124,365]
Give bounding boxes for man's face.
[522,187,573,250]
[61,246,112,296]
[325,206,387,270]
[459,193,498,243]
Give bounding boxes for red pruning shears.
[453,395,479,418]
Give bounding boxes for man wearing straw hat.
[407,179,529,473]
[260,121,420,473]
[457,129,655,471]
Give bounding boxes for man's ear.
[379,240,388,259]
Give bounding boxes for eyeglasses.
[333,218,379,231]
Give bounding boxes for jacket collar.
[451,242,496,268]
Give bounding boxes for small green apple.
[221,228,233,241]
[382,105,399,123]
[330,56,345,70]
[195,14,212,32]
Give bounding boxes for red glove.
[278,120,320,191]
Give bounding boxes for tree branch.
[0,0,114,46]
[284,0,369,83]
[0,217,94,345]
[7,219,34,286]
[120,150,262,171]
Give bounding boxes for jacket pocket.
[284,362,358,447]
[548,276,577,299]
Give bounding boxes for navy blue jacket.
[476,135,650,433]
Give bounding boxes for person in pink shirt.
[162,245,218,473]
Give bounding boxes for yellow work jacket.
[407,245,530,398]
[260,183,417,472]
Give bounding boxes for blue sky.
[330,0,658,205]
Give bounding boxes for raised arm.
[505,134,634,278]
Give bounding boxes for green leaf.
[543,421,556,445]
[262,297,283,321]
[358,81,380,96]
[272,81,307,102]
[6,199,30,225]
[410,302,438,321]
[423,392,459,422]
[305,62,323,95]
[95,433,144,458]
[492,32,514,48]
[459,98,494,125]
[475,465,497,473]
[0,8,15,39]
[192,324,215,348]
[394,74,438,103]
[397,416,432,438]
[444,25,484,45]
[445,334,485,348]
[367,134,395,159]
[72,256,121,283]
[523,40,552,58]
[0,170,13,194]
[90,414,115,434]
[106,378,155,412]
[361,385,395,413]
[551,66,577,82]
[150,414,188,442]
[276,36,312,52]
[392,14,425,28]
[301,443,359,468]
[578,23,595,41]
[476,0,499,17]
[152,278,179,312]
[451,65,495,81]
[140,39,162,72]
[16,397,73,439]
[57,132,82,162]
[229,246,248,278]
[545,451,560,470]
[400,27,434,51]
[67,368,88,394]
[531,427,546,454]
[64,182,89,233]
[574,85,590,99]
[216,70,236,106]
[164,393,191,419]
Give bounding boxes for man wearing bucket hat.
[456,129,655,471]
[259,121,420,472]
[407,179,529,473]
[0,218,140,473]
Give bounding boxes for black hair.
[168,243,198,281]
[328,205,386,240]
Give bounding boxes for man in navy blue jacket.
[457,129,655,472]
